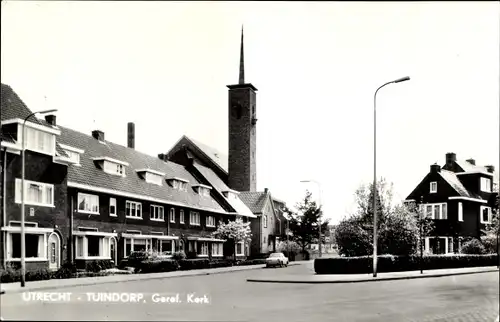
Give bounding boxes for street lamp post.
[373,76,410,278]
[300,180,323,258]
[21,109,58,287]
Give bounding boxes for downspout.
[69,193,74,263]
[2,148,7,269]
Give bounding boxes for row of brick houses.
[0,29,287,271]
[405,153,498,255]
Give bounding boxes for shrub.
[335,217,372,257]
[314,254,498,274]
[85,260,113,273]
[127,251,150,268]
[237,259,266,266]
[481,233,499,254]
[53,262,77,279]
[138,259,180,273]
[172,251,187,261]
[178,259,210,270]
[208,260,233,268]
[461,238,486,255]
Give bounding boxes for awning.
[121,233,178,240]
[186,236,226,242]
[73,231,117,237]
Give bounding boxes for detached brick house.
[405,152,498,255]
[1,83,74,271]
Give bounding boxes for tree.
[284,191,330,253]
[335,215,372,257]
[481,194,499,254]
[354,178,394,234]
[212,218,252,260]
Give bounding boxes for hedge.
[237,259,267,266]
[314,254,499,274]
[138,259,180,273]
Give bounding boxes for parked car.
[266,252,289,268]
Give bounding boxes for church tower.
[227,27,257,192]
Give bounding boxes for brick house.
[1,83,74,271]
[405,152,498,255]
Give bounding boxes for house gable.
[406,168,463,204]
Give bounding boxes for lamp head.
[393,76,410,83]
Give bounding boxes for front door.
[48,233,60,271]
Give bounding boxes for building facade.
[405,152,498,255]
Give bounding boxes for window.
[126,201,142,218]
[179,182,188,191]
[480,177,491,192]
[263,215,267,228]
[109,198,117,216]
[212,243,223,256]
[430,182,437,193]
[426,237,450,255]
[169,208,175,223]
[161,240,174,255]
[422,203,447,220]
[480,206,492,224]
[25,127,55,155]
[198,242,208,256]
[206,215,215,227]
[190,212,200,226]
[144,172,163,186]
[78,193,99,214]
[64,150,80,164]
[15,179,54,207]
[9,233,45,259]
[172,180,179,189]
[116,164,124,175]
[458,202,463,222]
[74,235,111,259]
[235,241,244,256]
[180,210,185,224]
[150,205,164,221]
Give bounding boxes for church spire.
[239,25,245,84]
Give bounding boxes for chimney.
[485,165,495,173]
[127,122,135,149]
[45,115,56,126]
[445,152,456,166]
[158,153,166,161]
[92,130,104,141]
[466,158,475,165]
[430,164,441,173]
[264,188,268,193]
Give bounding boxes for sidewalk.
[0,262,299,294]
[247,266,499,284]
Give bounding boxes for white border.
[448,196,487,204]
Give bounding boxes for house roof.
[192,162,255,218]
[58,126,227,214]
[184,136,228,174]
[439,170,480,199]
[1,83,53,128]
[452,159,499,183]
[239,191,269,214]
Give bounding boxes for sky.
[2,1,499,224]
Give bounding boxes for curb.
[0,263,300,294]
[246,268,499,284]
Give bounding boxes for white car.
[266,252,289,268]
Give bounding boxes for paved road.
[1,262,498,322]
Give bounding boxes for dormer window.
[92,157,129,177]
[193,184,212,197]
[167,177,189,191]
[136,169,166,186]
[58,144,84,165]
[25,126,56,155]
[480,177,491,192]
[222,189,240,200]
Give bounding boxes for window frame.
[206,215,215,227]
[77,192,100,214]
[180,210,185,224]
[189,211,200,226]
[24,126,56,156]
[480,177,491,193]
[211,242,223,257]
[263,215,268,228]
[109,198,117,217]
[7,232,47,261]
[235,241,245,256]
[150,205,164,221]
[422,202,447,220]
[458,202,463,222]
[75,235,112,260]
[169,208,175,223]
[15,179,55,208]
[430,181,437,193]
[480,206,492,224]
[125,200,142,219]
